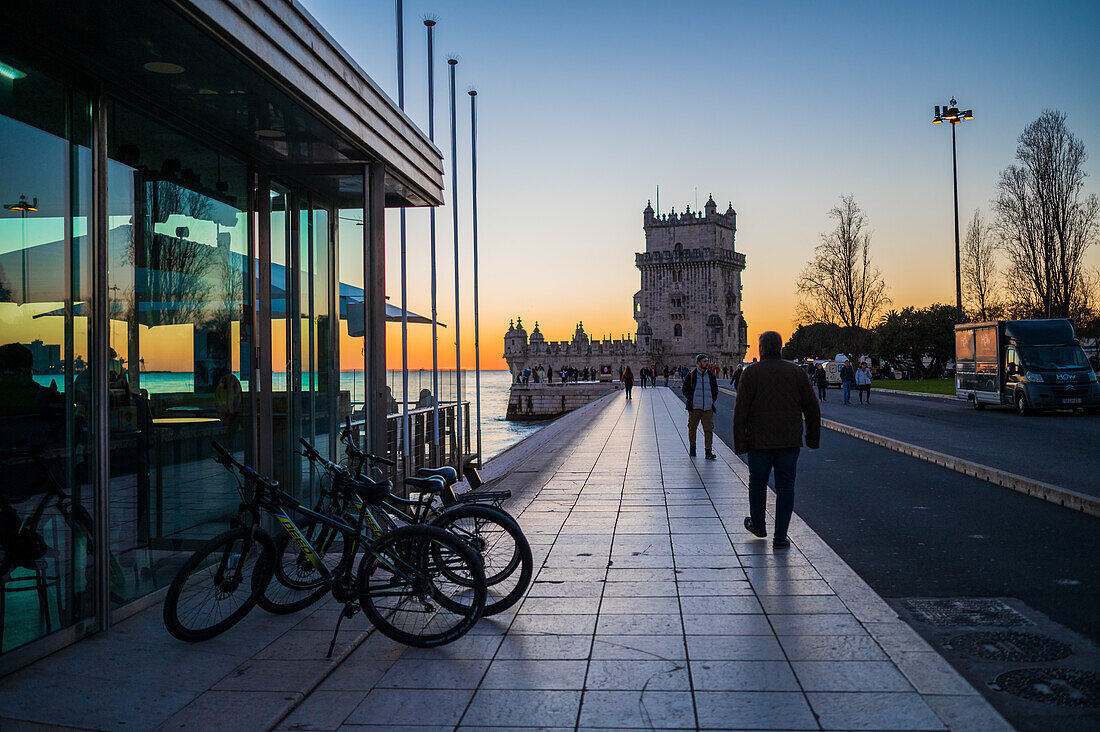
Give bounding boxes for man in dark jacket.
[682,353,719,459]
[733,332,821,549]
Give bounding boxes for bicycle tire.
[163,526,275,642]
[357,525,485,648]
[430,504,533,615]
[257,519,352,614]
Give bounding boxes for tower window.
[673,324,682,337]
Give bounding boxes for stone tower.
[634,195,748,368]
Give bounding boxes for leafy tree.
[782,323,872,362]
[874,304,959,378]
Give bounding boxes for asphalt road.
[810,386,1100,497]
[692,387,1100,644]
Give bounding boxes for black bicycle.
[262,436,531,618]
[162,442,486,649]
[335,423,531,613]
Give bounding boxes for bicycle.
[262,436,532,617]
[162,441,486,651]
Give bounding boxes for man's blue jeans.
[746,447,800,541]
[842,381,852,403]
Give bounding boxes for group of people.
[676,337,821,550]
[516,364,599,384]
[807,360,873,404]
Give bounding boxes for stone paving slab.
[274,388,1008,731]
[1,388,1012,731]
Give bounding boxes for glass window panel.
[105,102,250,607]
[0,66,94,654]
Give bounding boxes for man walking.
[840,359,854,404]
[682,354,719,459]
[733,332,821,549]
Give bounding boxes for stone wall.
[506,382,621,421]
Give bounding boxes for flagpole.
[469,89,482,464]
[395,0,410,480]
[448,57,463,469]
[424,18,440,463]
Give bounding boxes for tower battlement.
[504,195,748,383]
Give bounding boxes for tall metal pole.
[951,121,962,321]
[469,89,482,463]
[425,19,440,460]
[395,0,410,477]
[448,58,463,468]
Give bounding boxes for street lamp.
[932,98,974,322]
[5,193,38,302]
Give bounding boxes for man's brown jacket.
[732,357,821,454]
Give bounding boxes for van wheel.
[1015,391,1031,416]
[1086,407,1099,416]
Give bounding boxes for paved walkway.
[0,387,1010,731]
[278,388,1008,731]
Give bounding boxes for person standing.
[840,360,854,404]
[640,367,648,389]
[663,365,670,386]
[681,354,719,459]
[731,363,744,391]
[733,331,821,550]
[814,364,828,401]
[622,366,635,400]
[855,361,872,404]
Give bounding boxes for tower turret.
[704,193,717,218]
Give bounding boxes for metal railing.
[385,400,470,487]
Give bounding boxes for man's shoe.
[705,450,717,460]
[689,446,696,457]
[744,517,766,538]
[772,537,791,550]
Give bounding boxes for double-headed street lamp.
[932,98,974,322]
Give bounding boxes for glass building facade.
[0,0,443,672]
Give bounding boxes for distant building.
[504,195,748,378]
[25,339,62,374]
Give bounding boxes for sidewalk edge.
[822,418,1100,518]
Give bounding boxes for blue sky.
[301,0,1100,365]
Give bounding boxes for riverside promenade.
[0,388,1010,731]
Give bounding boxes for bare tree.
[796,194,890,330]
[961,210,1001,320]
[994,110,1099,319]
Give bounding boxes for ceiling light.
[143,61,185,75]
[255,129,285,139]
[0,61,26,81]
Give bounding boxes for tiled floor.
[277,388,1009,731]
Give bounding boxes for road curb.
[822,418,1100,518]
[870,387,962,401]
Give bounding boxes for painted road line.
[718,386,1099,518]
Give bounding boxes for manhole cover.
[993,668,1100,707]
[946,631,1072,662]
[903,598,1031,627]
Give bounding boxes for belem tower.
[504,195,748,381]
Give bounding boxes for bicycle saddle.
[404,475,448,493]
[416,466,458,486]
[340,475,390,505]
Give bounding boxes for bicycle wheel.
[357,525,485,648]
[258,519,352,614]
[430,504,532,616]
[163,526,275,642]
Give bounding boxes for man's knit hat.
[696,353,709,363]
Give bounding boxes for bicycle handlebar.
[339,418,395,466]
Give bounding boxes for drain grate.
[993,668,1100,707]
[903,598,1031,627]
[947,631,1072,663]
